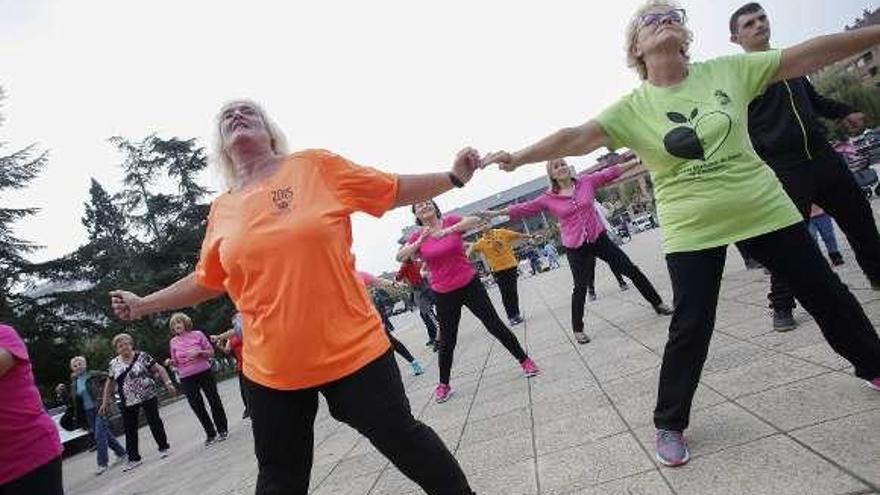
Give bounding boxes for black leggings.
[491,267,521,319]
[376,301,415,363]
[246,351,473,495]
[655,223,880,431]
[180,369,228,438]
[435,276,529,384]
[0,457,63,495]
[566,233,663,333]
[122,396,169,461]
[767,151,880,310]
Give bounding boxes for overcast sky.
[1,0,875,275]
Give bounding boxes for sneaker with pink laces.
[866,377,880,391]
[521,358,540,378]
[435,383,453,403]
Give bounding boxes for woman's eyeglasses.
[639,9,687,28]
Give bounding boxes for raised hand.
[451,147,481,185]
[482,151,517,171]
[109,290,145,321]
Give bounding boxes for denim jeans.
[85,407,125,467]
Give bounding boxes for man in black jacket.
[731,3,880,331]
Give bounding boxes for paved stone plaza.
[64,219,880,495]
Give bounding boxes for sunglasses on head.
[639,8,686,28]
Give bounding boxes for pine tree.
[0,87,47,320]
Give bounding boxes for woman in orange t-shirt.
[109,99,477,494]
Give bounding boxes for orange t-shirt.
[195,150,397,390]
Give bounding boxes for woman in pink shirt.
[482,158,672,345]
[397,201,539,403]
[169,312,228,446]
[0,323,63,495]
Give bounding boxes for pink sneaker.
[435,383,453,403]
[521,358,540,378]
[866,377,880,391]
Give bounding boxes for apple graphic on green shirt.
[663,108,732,161]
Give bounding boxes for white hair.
[624,0,693,80]
[210,99,290,189]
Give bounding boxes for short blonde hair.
[169,312,193,332]
[112,333,134,348]
[624,0,693,80]
[210,99,290,189]
[69,356,87,369]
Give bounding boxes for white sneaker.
[111,453,125,466]
[159,448,171,459]
[95,465,107,476]
[122,460,142,472]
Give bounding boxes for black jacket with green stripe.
[747,76,855,168]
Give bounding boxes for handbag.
[59,407,77,431]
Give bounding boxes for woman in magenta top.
[0,323,63,495]
[483,158,672,344]
[397,200,539,403]
[169,312,228,445]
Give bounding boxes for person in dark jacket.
[69,356,126,475]
[731,2,880,331]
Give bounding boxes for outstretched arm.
[483,121,610,171]
[393,148,481,207]
[438,216,482,237]
[774,25,880,83]
[110,273,224,321]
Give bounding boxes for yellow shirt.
[472,229,521,272]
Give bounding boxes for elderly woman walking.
[69,356,126,475]
[168,312,229,446]
[99,333,175,472]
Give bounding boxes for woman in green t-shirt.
[482,1,880,468]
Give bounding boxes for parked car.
[630,213,658,233]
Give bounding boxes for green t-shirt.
[596,50,801,253]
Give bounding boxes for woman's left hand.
[165,383,177,396]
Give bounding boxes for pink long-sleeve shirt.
[169,330,214,379]
[508,165,622,249]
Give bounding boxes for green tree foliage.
[812,68,880,140]
[12,132,236,396]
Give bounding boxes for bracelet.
[447,172,464,188]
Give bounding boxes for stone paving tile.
[700,353,828,398]
[534,405,627,456]
[737,372,880,431]
[661,435,867,495]
[570,470,672,494]
[455,429,534,477]
[790,410,880,488]
[459,406,532,447]
[467,458,538,495]
[536,432,655,495]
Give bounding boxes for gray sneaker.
[655,429,690,467]
[122,460,142,472]
[772,310,797,332]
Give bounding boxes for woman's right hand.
[482,151,518,171]
[98,400,110,416]
[109,290,145,321]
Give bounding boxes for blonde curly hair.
[624,0,693,80]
